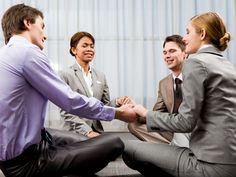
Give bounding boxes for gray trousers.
[122,140,236,177]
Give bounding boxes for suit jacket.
[153,74,190,147]
[59,62,116,136]
[147,46,236,164]
[153,74,174,113]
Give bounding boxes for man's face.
[163,41,186,72]
[28,16,46,50]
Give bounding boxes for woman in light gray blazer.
[123,12,236,177]
[59,32,129,138]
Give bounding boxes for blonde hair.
[191,12,230,51]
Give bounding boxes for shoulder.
[91,68,106,78]
[186,46,222,66]
[58,64,77,80]
[183,57,208,83]
[10,36,48,63]
[159,74,172,85]
[21,46,50,73]
[184,56,207,71]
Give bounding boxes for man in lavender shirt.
[0,4,136,177]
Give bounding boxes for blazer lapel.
[72,63,92,97]
[91,69,99,99]
[164,74,175,113]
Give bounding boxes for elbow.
[181,117,196,133]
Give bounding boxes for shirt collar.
[8,35,34,47]
[8,35,43,51]
[172,73,183,81]
[76,61,92,74]
[198,44,214,50]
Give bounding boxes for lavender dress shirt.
[0,36,115,161]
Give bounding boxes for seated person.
[0,4,136,177]
[59,31,129,138]
[128,35,190,147]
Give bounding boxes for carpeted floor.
[96,157,143,177]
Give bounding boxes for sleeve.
[147,58,207,133]
[22,48,115,121]
[60,109,93,136]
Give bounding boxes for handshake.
[114,96,148,123]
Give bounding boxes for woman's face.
[183,22,203,54]
[72,36,95,63]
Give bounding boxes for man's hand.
[116,96,136,106]
[133,104,148,118]
[115,104,137,122]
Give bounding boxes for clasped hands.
[115,96,148,123]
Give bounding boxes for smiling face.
[183,22,204,54]
[27,16,46,50]
[71,36,95,64]
[163,41,186,72]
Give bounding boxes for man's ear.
[23,19,31,30]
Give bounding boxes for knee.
[122,141,138,168]
[112,136,124,151]
[105,135,124,161]
[102,134,124,153]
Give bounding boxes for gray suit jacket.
[59,62,116,135]
[147,46,236,164]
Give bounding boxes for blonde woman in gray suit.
[59,32,129,138]
[123,12,236,177]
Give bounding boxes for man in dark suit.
[128,35,189,147]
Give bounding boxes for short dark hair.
[163,35,186,51]
[70,31,95,56]
[1,3,43,44]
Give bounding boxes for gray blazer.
[59,62,116,135]
[147,46,236,164]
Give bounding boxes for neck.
[171,65,183,77]
[15,33,31,43]
[77,59,90,74]
[172,71,181,77]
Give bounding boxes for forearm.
[146,110,195,133]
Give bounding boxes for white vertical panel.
[0,0,235,130]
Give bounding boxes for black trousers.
[0,129,124,177]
